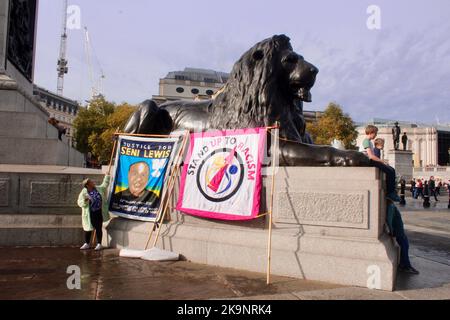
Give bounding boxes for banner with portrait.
[109,135,181,222]
[176,128,266,220]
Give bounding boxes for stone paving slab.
[291,287,404,300]
[1,246,449,300]
[0,247,342,300]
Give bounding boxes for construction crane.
[56,0,69,95]
[83,26,105,104]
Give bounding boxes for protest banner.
[109,134,181,222]
[176,128,266,220]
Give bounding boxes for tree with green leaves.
[306,102,358,150]
[73,97,136,164]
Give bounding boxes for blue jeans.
[395,233,412,268]
[415,188,424,199]
[369,160,396,195]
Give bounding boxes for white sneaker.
[80,243,90,250]
[94,244,103,251]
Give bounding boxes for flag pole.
[266,122,279,285]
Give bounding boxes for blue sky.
[34,0,450,123]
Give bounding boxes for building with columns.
[356,118,450,168]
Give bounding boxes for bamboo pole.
[266,123,279,285]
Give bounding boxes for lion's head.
[210,34,318,141]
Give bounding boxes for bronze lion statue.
[123,34,369,166]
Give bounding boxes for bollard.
[423,195,430,208]
[400,180,406,206]
[423,183,431,208]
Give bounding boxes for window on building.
[206,89,214,96]
[191,88,199,94]
[176,87,184,93]
[175,75,187,80]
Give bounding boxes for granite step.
[0,214,84,247]
[0,137,84,166]
[0,110,59,139]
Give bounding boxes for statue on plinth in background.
[401,132,408,151]
[392,122,401,150]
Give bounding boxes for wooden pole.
[151,166,178,248]
[266,123,279,285]
[144,222,157,250]
[151,132,189,248]
[107,132,119,175]
[113,132,178,138]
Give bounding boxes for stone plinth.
[0,164,104,246]
[387,150,413,180]
[105,167,399,291]
[0,0,84,167]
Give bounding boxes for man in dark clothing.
[429,176,438,201]
[410,178,416,196]
[386,200,419,274]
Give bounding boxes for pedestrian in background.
[415,179,424,199]
[436,180,442,196]
[429,176,438,201]
[410,178,416,197]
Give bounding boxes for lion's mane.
[209,35,305,142]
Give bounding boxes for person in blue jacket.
[386,199,419,274]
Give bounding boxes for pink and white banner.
[176,128,266,220]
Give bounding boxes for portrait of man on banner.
[109,135,179,222]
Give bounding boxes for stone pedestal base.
[105,167,399,291]
[0,74,84,166]
[387,150,413,181]
[0,165,104,246]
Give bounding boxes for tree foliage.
[306,102,358,149]
[73,97,136,164]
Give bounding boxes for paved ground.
[0,194,449,300]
